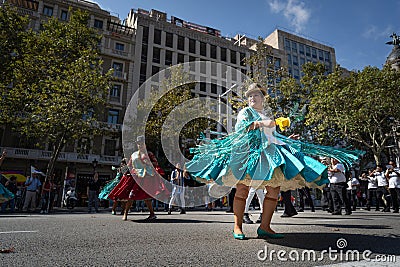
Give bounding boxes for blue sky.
[90,0,400,71]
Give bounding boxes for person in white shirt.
[371,165,391,212]
[385,160,400,213]
[328,158,352,215]
[347,176,360,211]
[360,171,378,211]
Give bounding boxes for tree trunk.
[45,132,66,181]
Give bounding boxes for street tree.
[306,65,400,165]
[134,64,213,164]
[0,7,112,177]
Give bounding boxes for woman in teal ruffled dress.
[98,158,128,215]
[186,83,363,240]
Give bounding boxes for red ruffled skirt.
[108,173,169,201]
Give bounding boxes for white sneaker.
[40,210,44,214]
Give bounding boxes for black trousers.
[376,186,391,210]
[281,190,296,215]
[366,188,378,210]
[347,189,358,210]
[389,188,399,211]
[330,183,351,213]
[227,188,236,211]
[298,187,315,211]
[321,185,333,211]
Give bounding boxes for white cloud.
[268,0,311,33]
[362,24,394,40]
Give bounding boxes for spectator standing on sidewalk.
[87,172,100,213]
[23,173,42,212]
[40,177,54,214]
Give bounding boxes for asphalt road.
[1,208,399,267]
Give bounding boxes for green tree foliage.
[0,4,30,107]
[135,64,213,163]
[306,65,400,164]
[0,6,112,176]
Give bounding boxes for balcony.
[107,20,135,37]
[98,122,122,132]
[6,0,39,17]
[1,147,121,165]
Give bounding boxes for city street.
[1,208,399,266]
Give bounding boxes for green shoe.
[257,227,284,239]
[232,231,246,240]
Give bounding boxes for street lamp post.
[218,84,237,138]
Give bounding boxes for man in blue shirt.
[23,173,42,212]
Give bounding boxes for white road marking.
[0,230,39,234]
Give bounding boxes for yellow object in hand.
[275,117,291,131]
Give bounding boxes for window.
[177,53,185,64]
[165,50,173,65]
[189,56,196,62]
[240,52,246,67]
[210,45,217,59]
[230,50,237,64]
[142,26,149,43]
[287,54,292,65]
[211,82,217,94]
[284,38,291,51]
[154,29,161,45]
[78,138,91,154]
[140,63,147,83]
[299,44,304,55]
[153,47,160,63]
[319,50,324,60]
[211,63,217,76]
[293,56,298,66]
[200,42,207,56]
[165,32,173,48]
[324,51,331,62]
[104,139,116,156]
[112,62,123,78]
[141,44,148,62]
[220,47,227,62]
[312,48,317,58]
[152,66,160,76]
[43,6,53,17]
[291,41,297,53]
[178,35,185,51]
[300,57,305,66]
[200,82,206,92]
[115,43,125,51]
[189,39,196,53]
[60,10,68,21]
[306,46,311,57]
[110,84,121,101]
[107,109,119,124]
[94,19,103,29]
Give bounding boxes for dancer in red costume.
[108,136,168,221]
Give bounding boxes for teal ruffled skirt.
[98,173,122,200]
[186,134,329,191]
[0,183,14,204]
